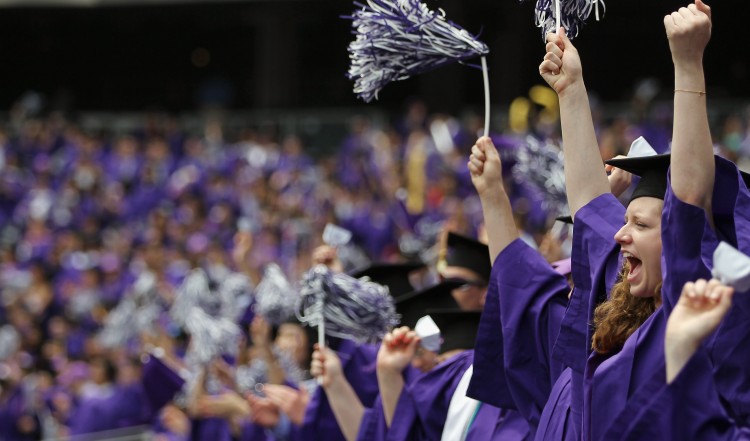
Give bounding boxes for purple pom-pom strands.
[347,0,492,136]
[297,265,400,349]
[534,0,605,39]
[255,264,298,326]
[511,135,568,224]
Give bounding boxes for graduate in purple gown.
[597,4,750,438]
[373,310,529,441]
[309,280,460,441]
[616,278,750,441]
[468,129,637,440]
[467,135,579,441]
[298,338,380,441]
[536,3,750,439]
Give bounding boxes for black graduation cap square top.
[424,309,482,354]
[444,232,491,282]
[605,154,671,203]
[350,262,425,298]
[395,280,462,329]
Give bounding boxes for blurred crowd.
[1,90,749,440]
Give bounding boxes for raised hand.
[604,156,633,198]
[376,327,420,374]
[665,278,733,382]
[665,0,711,68]
[312,245,344,273]
[469,136,503,197]
[539,27,583,97]
[310,344,344,388]
[247,395,281,428]
[263,384,310,426]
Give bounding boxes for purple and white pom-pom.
[184,308,241,365]
[171,269,211,327]
[255,264,298,326]
[218,272,254,323]
[533,0,605,39]
[171,268,242,366]
[0,325,20,361]
[346,0,489,102]
[297,265,399,343]
[512,135,568,220]
[98,271,163,348]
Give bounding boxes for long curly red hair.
[591,262,662,354]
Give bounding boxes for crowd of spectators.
[0,91,748,439]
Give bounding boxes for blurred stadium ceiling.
[0,0,270,6]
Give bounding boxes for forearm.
[671,62,714,211]
[325,378,365,441]
[558,84,610,217]
[665,334,700,384]
[377,369,404,428]
[479,189,519,264]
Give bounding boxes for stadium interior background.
[0,0,748,155]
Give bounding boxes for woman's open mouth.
[624,252,642,282]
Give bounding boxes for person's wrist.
[555,79,585,100]
[377,362,406,378]
[673,57,704,75]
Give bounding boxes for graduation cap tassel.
[346,0,490,103]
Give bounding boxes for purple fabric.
[387,351,529,441]
[546,193,623,441]
[535,368,577,441]
[190,417,232,441]
[141,355,186,419]
[0,386,38,441]
[468,237,573,439]
[606,349,750,441]
[494,239,569,433]
[466,265,513,409]
[582,167,740,441]
[68,383,150,435]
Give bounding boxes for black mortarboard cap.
[425,309,482,353]
[349,262,425,297]
[445,233,491,282]
[605,154,671,203]
[555,215,573,225]
[395,280,462,328]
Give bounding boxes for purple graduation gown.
[600,159,750,440]
[377,350,529,441]
[550,193,624,441]
[68,383,151,436]
[583,161,750,441]
[468,238,572,440]
[141,355,186,420]
[299,339,380,441]
[614,349,750,441]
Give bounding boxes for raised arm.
[469,136,518,263]
[666,0,715,211]
[376,326,419,427]
[540,28,610,218]
[310,346,364,441]
[665,278,733,383]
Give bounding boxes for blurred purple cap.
[141,355,186,414]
